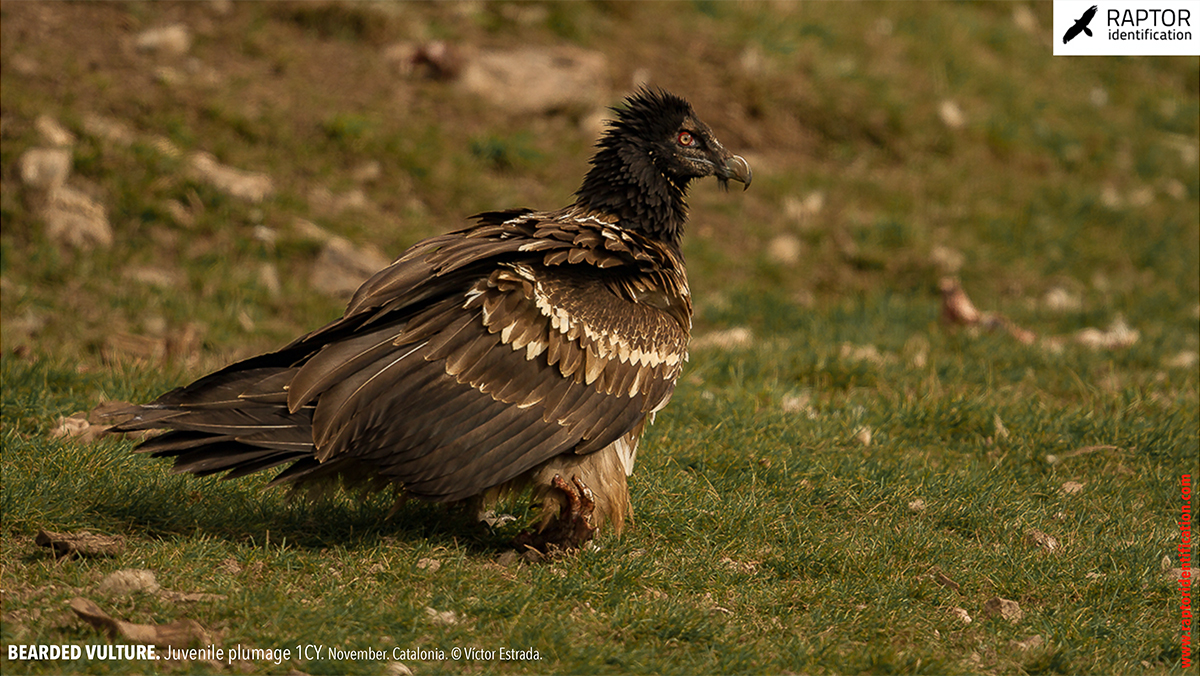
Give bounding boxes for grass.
[2,2,1198,675]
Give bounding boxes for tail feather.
[108,365,319,484]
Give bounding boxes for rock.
[99,569,160,596]
[1074,316,1139,350]
[783,191,825,225]
[1026,528,1060,552]
[766,234,802,265]
[396,40,465,80]
[984,597,1023,623]
[939,100,966,129]
[1013,5,1040,33]
[423,607,459,626]
[187,152,273,203]
[691,327,754,350]
[460,46,608,115]
[35,115,76,147]
[1042,287,1082,313]
[1012,634,1045,651]
[929,245,965,273]
[82,114,137,146]
[135,24,192,56]
[20,148,72,191]
[42,185,113,250]
[123,266,180,289]
[310,236,391,298]
[854,426,873,447]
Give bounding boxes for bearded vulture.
[111,87,752,550]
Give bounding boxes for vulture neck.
[574,144,689,246]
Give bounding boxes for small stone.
[929,245,965,273]
[42,186,112,250]
[1013,5,1040,33]
[1026,529,1060,552]
[947,607,972,624]
[99,569,160,596]
[423,607,459,626]
[854,426,872,447]
[187,152,273,203]
[984,597,1023,623]
[459,46,608,115]
[20,148,72,191]
[36,115,76,147]
[939,100,966,129]
[691,327,753,350]
[766,234,802,265]
[1012,635,1045,651]
[1042,287,1082,313]
[136,24,192,56]
[310,236,391,299]
[82,114,137,146]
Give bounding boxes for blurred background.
[2,0,1197,374]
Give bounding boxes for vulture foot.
[513,474,597,555]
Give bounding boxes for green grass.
[2,2,1198,675]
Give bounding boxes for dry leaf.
[933,571,962,594]
[907,498,926,512]
[36,530,124,558]
[939,278,1037,344]
[416,558,442,573]
[939,277,981,325]
[159,590,227,603]
[993,414,1010,440]
[1060,481,1085,495]
[1026,529,1060,552]
[70,597,209,648]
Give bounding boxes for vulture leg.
[515,474,597,553]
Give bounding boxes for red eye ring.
[677,131,695,147]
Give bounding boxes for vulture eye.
[676,131,695,147]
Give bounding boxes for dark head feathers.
[574,87,750,243]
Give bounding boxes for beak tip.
[724,154,752,190]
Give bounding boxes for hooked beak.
[716,154,753,191]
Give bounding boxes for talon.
[512,474,599,556]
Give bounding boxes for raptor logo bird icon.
[1063,5,1098,43]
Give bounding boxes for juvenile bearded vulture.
[112,88,751,550]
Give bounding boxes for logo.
[1063,4,1099,42]
[1054,0,1200,56]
